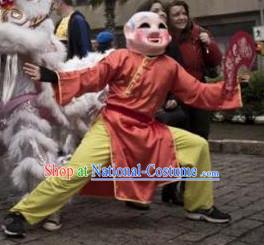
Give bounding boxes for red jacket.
[172,23,222,81]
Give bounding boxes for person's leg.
[159,105,188,205]
[180,104,191,131]
[2,119,111,235]
[161,106,210,205]
[168,127,231,223]
[189,108,210,139]
[169,126,213,211]
[156,107,187,129]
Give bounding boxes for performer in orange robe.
[51,13,240,203]
[3,12,242,237]
[54,48,241,203]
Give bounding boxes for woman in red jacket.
[162,0,223,205]
[166,0,222,139]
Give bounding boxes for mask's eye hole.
[139,23,151,28]
[159,23,167,29]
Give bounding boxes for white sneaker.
[255,115,264,124]
[42,212,62,231]
[231,115,246,123]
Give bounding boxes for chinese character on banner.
[224,32,256,98]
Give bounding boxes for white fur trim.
[8,129,58,161]
[2,110,52,146]
[11,157,45,192]
[0,23,50,55]
[64,92,102,117]
[62,134,77,155]
[42,36,67,70]
[59,52,106,72]
[37,83,70,127]
[15,0,52,19]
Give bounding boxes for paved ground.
[0,153,263,245]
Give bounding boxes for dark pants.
[181,105,210,139]
[156,106,187,129]
[156,105,210,139]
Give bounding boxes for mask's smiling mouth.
[148,37,161,43]
[147,33,161,44]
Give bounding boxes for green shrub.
[240,70,264,118]
[212,70,264,123]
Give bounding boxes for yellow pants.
[11,119,213,224]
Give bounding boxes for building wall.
[183,0,260,17]
[78,0,262,53]
[79,0,262,29]
[77,1,143,30]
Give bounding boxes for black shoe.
[1,212,26,238]
[125,201,150,210]
[161,182,184,206]
[186,206,231,224]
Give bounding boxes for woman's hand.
[23,62,41,81]
[23,63,58,83]
[199,32,211,45]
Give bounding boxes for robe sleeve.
[172,63,243,110]
[53,51,120,105]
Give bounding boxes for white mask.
[124,12,171,56]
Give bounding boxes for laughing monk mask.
[124,11,172,56]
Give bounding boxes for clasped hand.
[23,62,41,81]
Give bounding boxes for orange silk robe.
[55,49,242,203]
